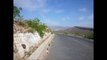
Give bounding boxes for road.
[46,34,93,60]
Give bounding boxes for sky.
[14,0,93,28]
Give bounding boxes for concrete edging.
[27,34,54,60]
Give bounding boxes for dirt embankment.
[14,21,32,33]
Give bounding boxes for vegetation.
[64,32,68,35]
[84,33,94,39]
[18,21,28,27]
[15,18,48,38]
[14,6,22,19]
[14,6,48,38]
[73,32,94,39]
[72,32,81,36]
[25,18,47,38]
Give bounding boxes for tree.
[25,18,47,38]
[14,6,22,19]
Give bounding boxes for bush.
[84,33,94,39]
[25,18,47,38]
[64,32,68,35]
[74,32,80,36]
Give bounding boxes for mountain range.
[48,25,94,38]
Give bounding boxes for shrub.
[84,33,94,39]
[25,18,47,38]
[64,32,68,35]
[74,32,80,36]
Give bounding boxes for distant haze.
[48,25,93,31]
[47,25,69,31]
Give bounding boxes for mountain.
[64,26,93,33]
[47,25,68,31]
[55,26,94,38]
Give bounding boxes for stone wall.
[14,32,51,59]
[13,21,51,60]
[14,32,41,58]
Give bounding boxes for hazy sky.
[14,0,93,28]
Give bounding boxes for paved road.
[46,34,93,60]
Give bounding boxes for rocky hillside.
[64,26,93,35]
[55,26,94,39]
[14,21,32,33]
[13,20,52,60]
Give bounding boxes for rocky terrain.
[13,20,51,60]
[14,21,33,33]
[55,26,94,39]
[64,26,93,35]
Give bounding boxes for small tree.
[14,6,22,19]
[25,18,47,38]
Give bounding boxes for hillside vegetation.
[14,6,49,38]
[55,26,94,39]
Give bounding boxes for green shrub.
[25,18,47,38]
[64,32,68,35]
[74,32,80,36]
[84,33,94,39]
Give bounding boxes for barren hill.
[65,26,93,34]
[55,26,94,39]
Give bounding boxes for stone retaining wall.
[14,32,51,60]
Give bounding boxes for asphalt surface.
[46,34,93,60]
